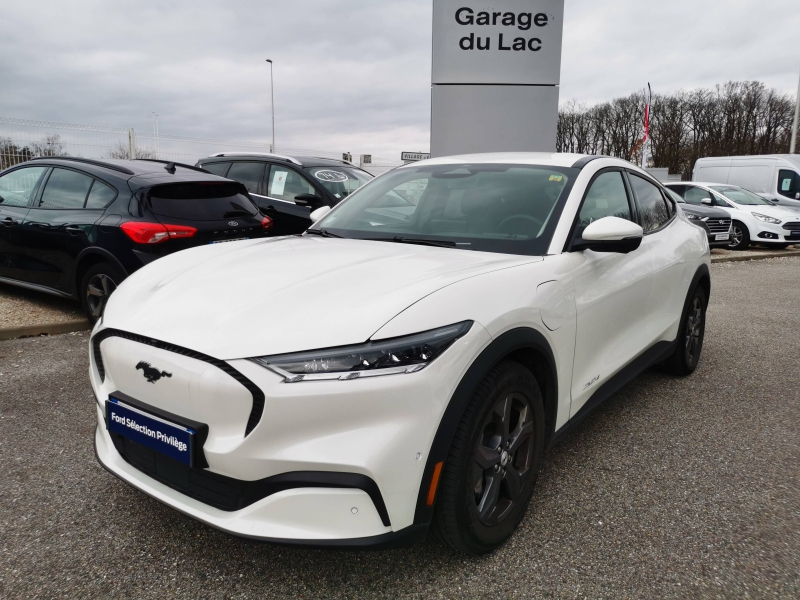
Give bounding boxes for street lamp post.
[791,67,800,154]
[266,59,275,152]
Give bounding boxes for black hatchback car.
[0,157,270,321]
[664,187,732,247]
[196,153,373,236]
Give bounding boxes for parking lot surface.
[1,257,798,599]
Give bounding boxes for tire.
[662,285,707,376]
[432,360,545,555]
[80,262,124,324]
[728,221,749,250]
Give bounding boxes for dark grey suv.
[196,153,373,236]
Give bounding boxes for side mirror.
[701,197,712,205]
[574,216,643,254]
[294,193,322,208]
[310,205,331,223]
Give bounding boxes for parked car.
[693,155,800,210]
[664,187,731,247]
[665,181,800,250]
[93,153,711,554]
[196,153,373,236]
[0,157,271,321]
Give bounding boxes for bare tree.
[106,142,158,160]
[559,81,798,180]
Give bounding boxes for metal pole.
[791,68,800,154]
[152,113,159,159]
[128,128,136,160]
[266,59,275,152]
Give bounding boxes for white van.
[692,155,800,211]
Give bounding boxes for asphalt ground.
[1,257,798,599]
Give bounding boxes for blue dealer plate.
[106,398,195,466]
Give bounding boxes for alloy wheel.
[473,393,534,526]
[729,225,743,249]
[685,295,703,364]
[86,273,117,319]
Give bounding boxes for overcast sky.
[1,0,798,160]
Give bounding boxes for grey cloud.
[0,0,797,160]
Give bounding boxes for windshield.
[710,186,772,206]
[313,163,577,256]
[304,166,373,201]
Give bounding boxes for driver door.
[567,169,655,417]
[255,164,319,236]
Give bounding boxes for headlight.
[250,321,473,382]
[752,213,781,224]
[685,213,700,220]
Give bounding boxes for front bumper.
[91,323,492,543]
[751,220,800,243]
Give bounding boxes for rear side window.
[39,168,93,209]
[202,162,230,177]
[0,166,47,207]
[227,162,266,195]
[629,174,670,231]
[148,182,259,221]
[86,180,117,209]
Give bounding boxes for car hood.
[733,203,800,219]
[101,236,540,359]
[678,204,729,219]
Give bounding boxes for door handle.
[65,225,83,235]
[28,221,51,229]
[1,217,17,227]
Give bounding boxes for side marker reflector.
[426,461,444,506]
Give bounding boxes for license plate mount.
[715,233,730,241]
[106,395,205,467]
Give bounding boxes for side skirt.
[0,275,74,299]
[546,339,676,451]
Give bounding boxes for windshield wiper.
[378,236,459,248]
[305,228,342,238]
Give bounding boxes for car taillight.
[261,216,273,231]
[120,222,197,244]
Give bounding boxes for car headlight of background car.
[250,321,473,382]
[752,213,782,224]
[685,213,706,221]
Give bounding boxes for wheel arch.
[412,327,558,526]
[74,248,129,297]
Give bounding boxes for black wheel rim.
[86,274,117,319]
[473,393,534,527]
[729,226,743,248]
[685,295,703,364]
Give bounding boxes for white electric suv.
[92,153,711,555]
[665,182,800,250]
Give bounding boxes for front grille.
[93,328,265,436]
[782,222,800,231]
[705,219,731,234]
[110,434,392,525]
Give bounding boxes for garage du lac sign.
[432,0,564,85]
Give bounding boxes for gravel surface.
[710,244,799,261]
[1,257,798,599]
[0,282,84,329]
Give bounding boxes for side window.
[226,162,265,195]
[575,171,632,236]
[266,166,317,202]
[629,174,671,232]
[202,162,230,177]
[683,186,711,205]
[667,185,686,197]
[85,180,117,209]
[710,191,734,208]
[39,168,93,209]
[778,169,800,199]
[0,166,47,207]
